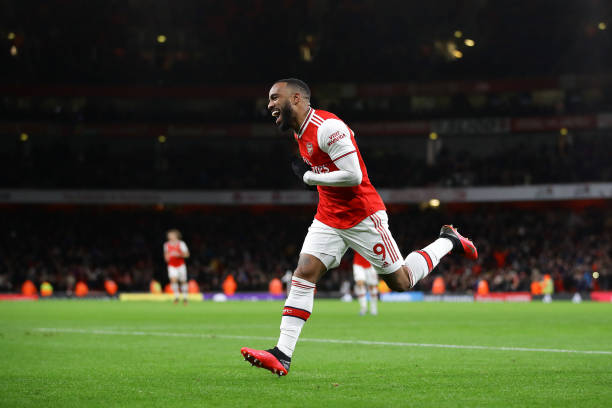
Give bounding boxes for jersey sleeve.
[180,241,188,253]
[317,119,356,162]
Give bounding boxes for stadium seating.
[0,205,609,294]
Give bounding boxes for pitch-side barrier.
[2,291,611,302]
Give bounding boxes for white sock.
[369,287,378,315]
[180,282,188,300]
[276,277,315,358]
[171,282,179,299]
[355,284,367,313]
[404,238,453,286]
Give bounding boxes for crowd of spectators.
[2,1,611,85]
[1,205,610,294]
[3,84,611,124]
[3,133,611,189]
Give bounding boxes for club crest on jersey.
[306,142,313,156]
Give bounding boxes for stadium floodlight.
[464,39,475,47]
[598,22,607,30]
[454,30,463,38]
[157,34,167,44]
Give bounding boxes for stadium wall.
[1,183,611,205]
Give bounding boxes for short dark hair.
[275,78,311,99]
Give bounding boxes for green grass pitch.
[1,300,612,407]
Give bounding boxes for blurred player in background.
[163,229,190,304]
[353,251,378,316]
[241,78,478,376]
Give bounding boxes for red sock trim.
[282,306,311,321]
[416,250,434,273]
[291,279,316,290]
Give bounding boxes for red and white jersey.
[164,240,188,267]
[353,251,372,268]
[295,108,385,229]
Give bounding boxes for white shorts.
[168,264,187,282]
[301,210,404,275]
[353,264,379,286]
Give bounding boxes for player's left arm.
[302,119,362,187]
[180,241,190,258]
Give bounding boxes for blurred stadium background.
[0,0,611,301]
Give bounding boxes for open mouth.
[272,109,281,124]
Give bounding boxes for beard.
[278,100,294,131]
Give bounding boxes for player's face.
[268,83,295,131]
[167,232,177,241]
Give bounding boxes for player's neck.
[293,106,312,133]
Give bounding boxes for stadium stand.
[2,130,611,189]
[1,204,609,294]
[1,0,610,297]
[2,1,612,83]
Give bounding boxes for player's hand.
[291,158,316,191]
[291,158,310,180]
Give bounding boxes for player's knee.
[294,265,318,282]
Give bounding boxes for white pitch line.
[35,328,612,356]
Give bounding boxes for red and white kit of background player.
[241,78,478,376]
[163,229,190,304]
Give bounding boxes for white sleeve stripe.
[311,117,324,126]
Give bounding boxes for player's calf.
[369,285,378,315]
[354,281,367,315]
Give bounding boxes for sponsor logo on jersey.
[312,165,330,174]
[327,131,347,146]
[306,142,313,156]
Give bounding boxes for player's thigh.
[341,211,403,275]
[168,266,179,281]
[365,267,379,286]
[353,265,367,282]
[177,265,187,283]
[301,218,348,271]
